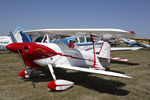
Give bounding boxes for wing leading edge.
[23,28,134,39]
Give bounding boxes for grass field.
[0,49,150,100]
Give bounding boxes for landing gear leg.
[48,64,56,80]
[47,64,74,91]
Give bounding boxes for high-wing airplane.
[0,26,31,50]
[6,29,132,91]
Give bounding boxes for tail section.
[97,42,128,68]
[97,41,111,69]
[0,26,24,48]
[98,41,110,59]
[10,32,17,43]
[9,26,31,43]
[19,31,31,42]
[9,26,24,43]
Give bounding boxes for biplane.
[6,28,132,91]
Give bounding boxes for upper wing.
[23,28,134,39]
[55,64,132,78]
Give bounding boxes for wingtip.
[126,76,132,79]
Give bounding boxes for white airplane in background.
[6,29,132,91]
[120,38,139,46]
[0,35,12,50]
[0,36,10,43]
[140,42,150,48]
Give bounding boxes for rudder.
[98,41,110,59]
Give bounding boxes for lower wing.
[55,64,132,79]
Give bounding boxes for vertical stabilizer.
[97,41,111,69]
[19,31,31,42]
[98,41,110,59]
[9,32,17,43]
[9,26,31,43]
[9,26,24,43]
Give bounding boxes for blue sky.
[0,0,150,38]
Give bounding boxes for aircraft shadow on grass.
[24,70,129,96]
[111,60,139,66]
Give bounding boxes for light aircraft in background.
[0,36,10,50]
[130,37,150,44]
[130,37,150,48]
[120,38,139,46]
[0,26,31,50]
[6,29,132,91]
[140,42,150,48]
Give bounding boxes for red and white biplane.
[6,29,132,91]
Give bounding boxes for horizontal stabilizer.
[97,56,128,62]
[89,47,143,53]
[110,57,128,62]
[55,64,132,78]
[111,47,142,51]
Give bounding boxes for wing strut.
[41,34,46,43]
[90,34,97,68]
[46,33,50,43]
[48,64,56,80]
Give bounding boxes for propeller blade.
[17,49,27,69]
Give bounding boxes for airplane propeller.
[9,31,36,88]
[18,49,36,88]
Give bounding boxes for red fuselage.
[6,42,57,67]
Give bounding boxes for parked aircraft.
[120,38,139,46]
[140,42,150,48]
[0,36,10,50]
[6,29,132,91]
[130,37,150,44]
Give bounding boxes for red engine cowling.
[6,43,58,67]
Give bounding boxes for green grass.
[0,49,150,100]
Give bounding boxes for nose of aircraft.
[6,43,21,53]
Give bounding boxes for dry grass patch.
[0,49,150,100]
